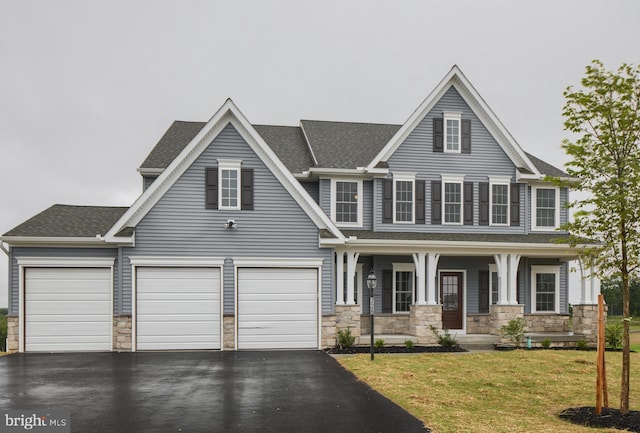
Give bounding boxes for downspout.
[0,241,8,256]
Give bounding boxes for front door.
[440,272,463,330]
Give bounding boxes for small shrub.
[374,339,385,350]
[404,339,414,349]
[500,318,526,348]
[337,327,356,350]
[575,340,589,350]
[605,323,623,349]
[0,313,6,352]
[430,325,459,348]
[541,339,552,349]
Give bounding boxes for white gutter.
[0,236,133,248]
[0,241,8,255]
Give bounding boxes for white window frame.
[342,263,364,305]
[218,159,242,210]
[393,173,416,224]
[490,176,511,226]
[330,178,363,227]
[441,174,464,225]
[392,263,415,314]
[530,265,561,314]
[531,185,560,231]
[444,111,462,153]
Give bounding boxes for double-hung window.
[530,265,560,313]
[393,263,414,313]
[490,177,510,226]
[532,186,559,230]
[218,160,241,210]
[331,179,362,226]
[394,174,415,223]
[442,175,464,224]
[444,112,462,153]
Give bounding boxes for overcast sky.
[1,0,639,308]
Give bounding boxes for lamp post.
[367,268,377,361]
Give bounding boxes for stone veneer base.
[223,315,235,350]
[6,315,18,353]
[113,315,132,351]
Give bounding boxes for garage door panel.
[238,267,318,349]
[25,268,112,352]
[136,267,221,350]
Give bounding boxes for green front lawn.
[339,350,640,433]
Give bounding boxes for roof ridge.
[301,119,402,127]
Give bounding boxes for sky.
[1,0,639,308]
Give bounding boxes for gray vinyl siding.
[378,86,526,234]
[319,178,330,216]
[143,176,157,192]
[299,181,319,204]
[362,181,373,230]
[123,123,333,315]
[9,247,119,314]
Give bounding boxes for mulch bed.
[325,345,467,354]
[559,407,640,431]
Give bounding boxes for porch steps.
[525,332,587,344]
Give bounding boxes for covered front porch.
[322,234,601,348]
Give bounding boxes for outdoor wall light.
[224,220,237,229]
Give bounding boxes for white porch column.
[494,254,509,305]
[345,252,360,305]
[589,266,601,304]
[426,253,440,305]
[336,251,345,305]
[578,259,587,304]
[508,254,521,305]
[412,252,427,305]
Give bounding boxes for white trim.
[104,99,345,243]
[488,263,498,306]
[218,159,242,211]
[232,257,324,267]
[441,175,465,225]
[330,178,363,228]
[531,185,560,231]
[18,259,115,353]
[489,177,511,226]
[393,173,416,224]
[128,256,225,267]
[130,258,225,352]
[367,66,541,177]
[392,262,415,314]
[438,269,467,333]
[137,167,164,175]
[530,265,561,314]
[1,236,115,247]
[443,112,462,153]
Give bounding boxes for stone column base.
[572,304,601,344]
[113,315,132,351]
[409,305,442,345]
[489,304,524,337]
[335,305,361,345]
[6,315,18,353]
[321,315,337,349]
[223,315,235,350]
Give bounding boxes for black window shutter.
[431,181,442,224]
[241,168,254,210]
[382,179,393,223]
[461,119,471,154]
[415,180,426,224]
[205,168,218,209]
[382,270,392,314]
[464,182,474,225]
[479,182,489,225]
[478,270,489,314]
[433,118,444,153]
[510,183,520,226]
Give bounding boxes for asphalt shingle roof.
[253,125,314,173]
[300,120,401,169]
[525,152,568,177]
[139,121,205,170]
[3,205,128,237]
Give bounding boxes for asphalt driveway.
[0,351,429,433]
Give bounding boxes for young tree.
[559,60,640,414]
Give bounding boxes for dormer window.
[393,174,415,223]
[331,179,362,226]
[444,112,462,153]
[532,186,559,231]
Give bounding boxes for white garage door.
[136,267,221,350]
[237,267,318,349]
[25,267,112,352]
